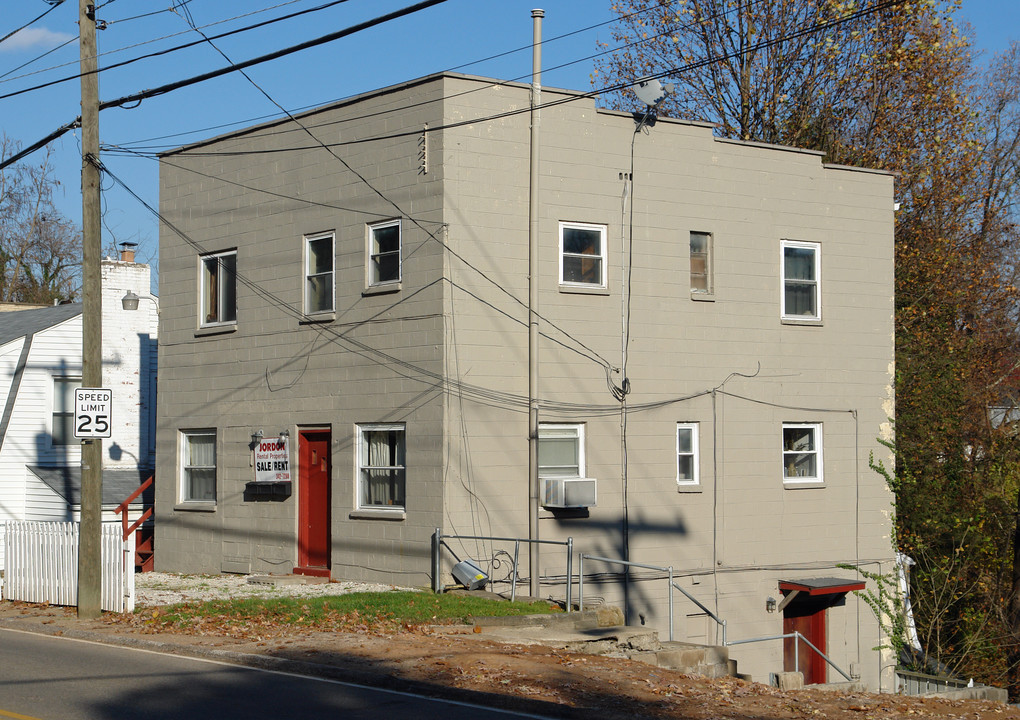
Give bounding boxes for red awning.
[779,577,865,596]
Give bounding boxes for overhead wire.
[0,0,66,50]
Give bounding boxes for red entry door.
[296,430,331,577]
[783,597,828,685]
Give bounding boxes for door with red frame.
[783,595,828,685]
[296,430,331,577]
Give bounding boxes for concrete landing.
[246,574,330,586]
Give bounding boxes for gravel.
[134,572,412,607]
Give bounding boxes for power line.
[0,0,359,95]
[0,0,66,50]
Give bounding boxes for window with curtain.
[368,220,401,286]
[357,424,406,509]
[538,423,585,478]
[52,377,80,446]
[200,251,237,326]
[782,423,823,484]
[305,233,335,314]
[559,222,606,288]
[676,422,700,486]
[181,430,216,502]
[781,240,820,320]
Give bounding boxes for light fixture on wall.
[121,290,159,313]
[766,596,777,613]
[251,429,264,446]
[279,429,290,440]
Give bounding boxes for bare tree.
[0,135,81,304]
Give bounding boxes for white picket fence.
[2,521,135,612]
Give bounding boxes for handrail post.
[432,528,442,593]
[578,554,585,611]
[668,566,674,641]
[511,540,520,602]
[565,537,573,612]
[722,618,727,646]
[795,631,800,675]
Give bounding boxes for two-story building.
[156,73,896,689]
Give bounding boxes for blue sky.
[0,0,1015,292]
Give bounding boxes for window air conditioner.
[542,477,597,508]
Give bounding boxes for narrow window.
[559,222,607,288]
[305,233,335,314]
[676,422,700,486]
[782,423,823,484]
[200,251,237,326]
[538,423,585,478]
[781,240,820,320]
[52,377,81,446]
[357,424,406,509]
[690,232,712,295]
[181,430,217,502]
[368,220,401,286]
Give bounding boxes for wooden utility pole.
[77,0,103,619]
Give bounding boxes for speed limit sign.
[73,388,113,439]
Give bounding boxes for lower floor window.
[181,430,216,502]
[676,422,700,486]
[782,423,822,484]
[358,424,406,509]
[538,423,585,477]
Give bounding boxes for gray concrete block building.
[156,73,896,689]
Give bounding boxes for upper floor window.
[782,423,823,484]
[304,232,335,314]
[52,377,80,446]
[181,429,217,503]
[538,423,585,478]
[200,251,237,326]
[676,422,700,486]
[368,219,401,287]
[357,423,406,509]
[559,222,607,288]
[781,240,820,321]
[690,232,713,295]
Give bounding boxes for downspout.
[528,8,543,599]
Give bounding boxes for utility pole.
[77,0,103,619]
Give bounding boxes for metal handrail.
[578,554,728,644]
[115,474,154,542]
[671,580,727,646]
[726,631,853,682]
[431,529,573,611]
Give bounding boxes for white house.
[0,251,157,568]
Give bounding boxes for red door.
[296,430,331,577]
[783,597,827,685]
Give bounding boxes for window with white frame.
[304,232,335,314]
[782,423,823,484]
[538,423,585,478]
[199,251,237,326]
[367,220,401,286]
[676,422,700,486]
[781,240,820,320]
[690,232,713,295]
[52,377,80,446]
[559,222,607,288]
[180,430,217,502]
[357,423,405,509]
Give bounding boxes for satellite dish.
[632,77,674,107]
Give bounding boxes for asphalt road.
[0,628,550,720]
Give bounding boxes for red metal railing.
[115,475,154,571]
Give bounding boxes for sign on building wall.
[73,388,113,439]
[254,437,291,482]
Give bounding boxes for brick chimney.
[119,241,137,263]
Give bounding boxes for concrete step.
[622,640,733,677]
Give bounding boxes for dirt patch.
[1,600,1015,719]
